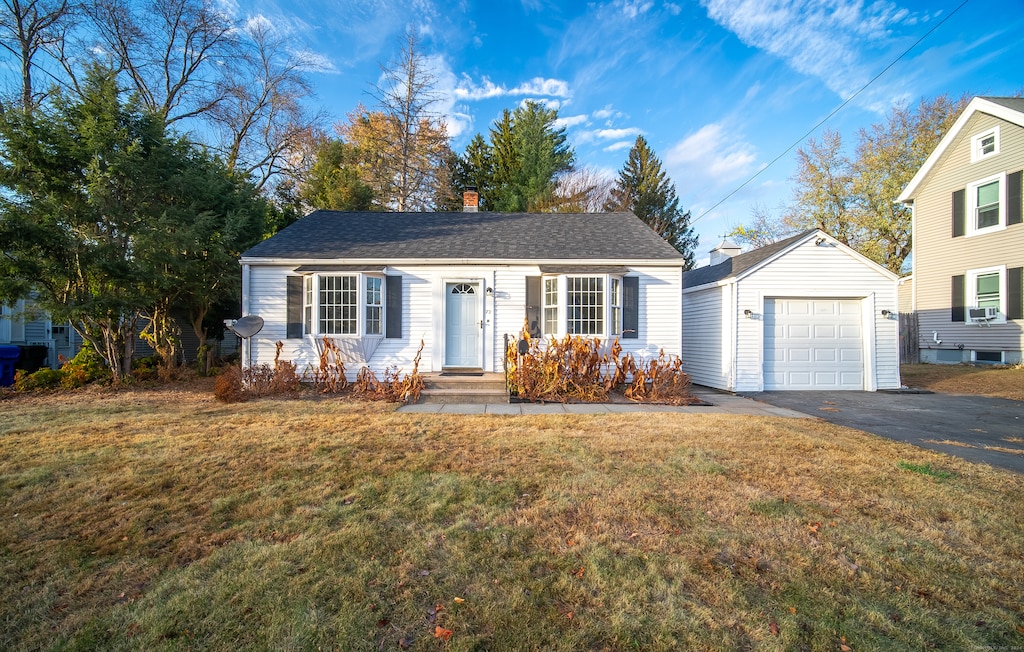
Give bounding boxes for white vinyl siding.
[246,264,682,379]
[683,236,899,392]
[681,286,729,389]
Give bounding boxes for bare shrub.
[306,337,349,393]
[352,340,424,403]
[507,328,694,404]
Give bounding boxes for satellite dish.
[230,315,264,338]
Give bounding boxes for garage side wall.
[682,285,729,389]
[733,240,900,391]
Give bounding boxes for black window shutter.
[286,276,303,338]
[385,275,402,338]
[1007,170,1022,226]
[951,274,965,322]
[952,189,965,237]
[525,276,541,337]
[1008,267,1023,320]
[622,276,639,339]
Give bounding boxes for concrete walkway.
[397,386,809,417]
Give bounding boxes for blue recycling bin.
[0,344,20,387]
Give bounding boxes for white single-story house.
[682,230,901,391]
[239,205,686,377]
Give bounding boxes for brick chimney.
[462,186,479,212]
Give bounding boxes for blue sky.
[148,1,1024,261]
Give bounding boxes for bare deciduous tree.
[209,17,321,192]
[0,0,71,111]
[85,0,235,125]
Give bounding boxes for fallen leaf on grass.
[434,626,453,642]
[808,522,821,535]
[1016,625,1024,634]
[769,621,779,636]
[572,566,585,578]
[426,604,444,623]
[453,597,465,604]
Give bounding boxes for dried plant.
[352,340,425,403]
[214,342,301,402]
[507,325,694,404]
[305,337,350,393]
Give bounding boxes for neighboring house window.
[966,173,1006,237]
[966,266,1006,324]
[365,277,382,335]
[970,127,999,163]
[304,274,385,336]
[543,277,558,336]
[567,276,604,335]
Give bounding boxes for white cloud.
[664,2,682,16]
[604,141,634,152]
[521,98,562,111]
[290,49,340,74]
[665,122,759,188]
[453,74,571,101]
[621,0,654,19]
[554,114,589,129]
[596,127,642,140]
[701,0,924,101]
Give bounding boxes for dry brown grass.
[901,363,1024,401]
[1,384,1023,651]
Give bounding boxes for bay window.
[302,273,385,336]
[540,274,626,338]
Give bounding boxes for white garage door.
[764,298,864,390]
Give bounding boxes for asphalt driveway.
[739,390,1024,474]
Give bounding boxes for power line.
[691,0,973,226]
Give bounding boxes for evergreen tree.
[605,135,698,268]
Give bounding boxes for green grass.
[898,460,953,479]
[1,385,1023,651]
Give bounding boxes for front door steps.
[418,371,508,404]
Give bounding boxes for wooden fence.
[899,312,919,364]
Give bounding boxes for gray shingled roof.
[683,230,816,288]
[242,210,686,262]
[981,96,1024,114]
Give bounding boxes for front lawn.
[1,386,1022,651]
[901,363,1024,401]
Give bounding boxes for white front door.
[445,282,481,368]
[764,298,864,390]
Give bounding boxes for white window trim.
[970,126,999,163]
[303,273,385,337]
[965,265,1007,325]
[540,274,622,338]
[965,172,1006,238]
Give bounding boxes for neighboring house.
[0,298,81,370]
[681,230,901,391]
[897,96,1024,365]
[239,203,686,377]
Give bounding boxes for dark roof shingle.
[682,230,816,287]
[242,210,685,262]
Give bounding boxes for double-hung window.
[365,277,382,335]
[966,173,1006,237]
[543,277,558,336]
[320,275,358,334]
[966,266,1006,323]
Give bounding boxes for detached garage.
[682,230,901,392]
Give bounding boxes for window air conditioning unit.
[967,306,998,322]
